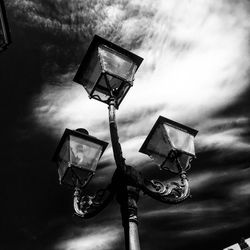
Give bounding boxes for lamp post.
[53,35,198,250]
[0,0,11,52]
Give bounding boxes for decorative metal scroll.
[73,185,115,218]
[141,173,190,204]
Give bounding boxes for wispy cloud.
[31,0,250,159]
[196,117,250,151]
[54,225,122,250]
[180,219,248,237]
[231,180,250,198]
[141,202,224,218]
[140,167,250,236]
[8,0,98,36]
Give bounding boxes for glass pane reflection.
[98,45,137,82]
[163,124,195,155]
[82,48,101,94]
[70,135,103,171]
[146,125,172,157]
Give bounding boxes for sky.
[0,0,250,249]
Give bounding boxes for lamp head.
[139,116,198,173]
[52,128,108,188]
[73,35,143,108]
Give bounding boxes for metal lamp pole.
[109,97,141,250]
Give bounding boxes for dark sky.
[1,1,250,250]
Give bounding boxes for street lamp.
[139,116,198,203]
[140,116,197,173]
[53,35,198,250]
[73,35,143,108]
[0,0,11,52]
[52,128,108,188]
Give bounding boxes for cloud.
[231,179,250,198]
[7,0,154,46]
[180,219,248,237]
[54,225,122,250]
[8,0,97,36]
[141,202,224,218]
[190,168,250,195]
[31,0,250,160]
[140,167,250,231]
[130,0,250,117]
[196,117,250,151]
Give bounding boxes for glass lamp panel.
[92,74,127,104]
[71,167,93,185]
[92,74,111,102]
[163,124,195,156]
[81,47,102,94]
[57,138,70,183]
[148,153,165,167]
[105,75,132,104]
[179,154,193,170]
[116,83,131,107]
[146,124,173,158]
[92,89,110,103]
[58,164,93,187]
[69,135,103,172]
[98,45,138,82]
[53,129,108,187]
[161,153,193,173]
[106,74,124,91]
[57,160,69,183]
[58,137,70,162]
[97,74,123,94]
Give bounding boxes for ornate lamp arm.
[141,172,190,204]
[73,184,115,218]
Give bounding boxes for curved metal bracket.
[141,172,190,204]
[73,184,115,218]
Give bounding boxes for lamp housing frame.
[73,35,143,108]
[139,116,198,172]
[52,128,108,188]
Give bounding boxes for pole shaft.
[128,186,141,250]
[108,98,126,173]
[108,100,141,250]
[129,221,141,250]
